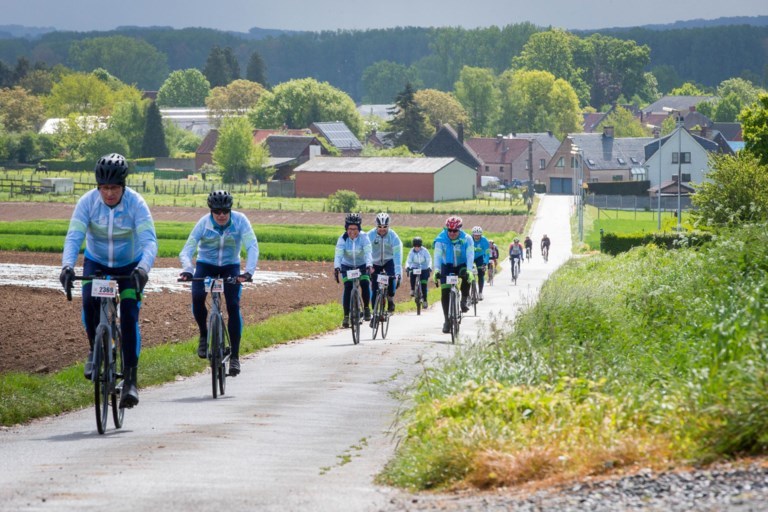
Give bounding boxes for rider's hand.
[334,267,340,283]
[179,272,193,282]
[367,266,374,275]
[131,267,149,292]
[433,271,441,287]
[238,272,252,283]
[59,266,75,289]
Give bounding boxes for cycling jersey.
[62,187,157,272]
[367,228,403,276]
[472,236,490,265]
[489,244,499,260]
[433,229,474,269]
[179,211,259,275]
[406,247,432,271]
[509,242,524,257]
[334,232,373,269]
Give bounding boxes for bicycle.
[370,273,391,340]
[178,275,248,398]
[525,246,532,262]
[511,257,521,285]
[345,268,365,345]
[411,268,426,315]
[468,268,479,317]
[487,261,495,286]
[542,245,549,262]
[446,274,462,344]
[66,272,136,434]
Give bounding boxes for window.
[617,157,626,165]
[555,157,564,168]
[539,158,546,169]
[484,165,489,173]
[525,161,530,170]
[682,173,691,182]
[612,175,624,181]
[672,152,692,164]
[571,156,579,168]
[630,157,639,164]
[587,158,596,166]
[499,166,504,173]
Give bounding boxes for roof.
[421,124,481,169]
[310,122,362,151]
[196,129,219,154]
[294,157,457,174]
[712,122,742,141]
[465,137,529,164]
[507,132,561,155]
[265,135,319,158]
[569,133,655,171]
[356,104,395,121]
[582,112,607,133]
[160,107,214,137]
[253,128,311,143]
[642,95,716,114]
[644,127,725,161]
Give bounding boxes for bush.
[326,189,359,212]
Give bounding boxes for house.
[263,135,327,180]
[506,131,561,158]
[465,135,552,187]
[309,121,363,156]
[160,108,214,138]
[583,112,608,133]
[365,129,395,149]
[195,128,312,171]
[641,95,716,117]
[293,157,476,201]
[420,124,482,179]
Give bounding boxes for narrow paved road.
[0,196,573,512]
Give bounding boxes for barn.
[293,157,477,201]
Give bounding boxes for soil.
[0,202,525,375]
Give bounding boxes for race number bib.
[91,279,117,298]
[346,269,361,279]
[204,277,224,293]
[412,268,422,275]
[446,275,459,285]
[377,274,389,285]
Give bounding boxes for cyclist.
[433,216,475,334]
[367,212,403,313]
[59,153,157,409]
[178,190,258,377]
[488,239,499,275]
[541,234,551,257]
[524,235,533,261]
[334,213,373,328]
[405,237,432,307]
[509,237,524,275]
[470,226,490,300]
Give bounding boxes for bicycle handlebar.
[176,276,252,283]
[65,274,136,302]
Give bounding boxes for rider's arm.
[362,235,373,268]
[392,231,403,276]
[464,236,475,271]
[179,216,207,274]
[133,194,158,273]
[425,248,433,270]
[61,193,91,269]
[237,213,259,275]
[333,234,346,269]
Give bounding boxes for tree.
[141,101,169,157]
[205,79,266,127]
[248,78,364,138]
[203,46,240,88]
[740,93,768,165]
[326,190,360,212]
[453,66,501,135]
[44,72,114,116]
[691,152,768,227]
[17,69,55,95]
[498,69,581,140]
[164,121,202,156]
[68,36,168,90]
[81,129,130,163]
[385,83,434,152]
[413,88,470,131]
[669,82,707,96]
[108,100,147,158]
[213,116,261,183]
[361,60,422,104]
[245,51,268,87]
[0,87,46,132]
[598,105,649,137]
[156,69,211,107]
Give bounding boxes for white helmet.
[471,226,483,235]
[375,212,390,227]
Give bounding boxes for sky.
[3,0,766,33]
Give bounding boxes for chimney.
[496,134,503,144]
[603,125,614,138]
[457,123,464,143]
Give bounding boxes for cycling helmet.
[489,239,494,244]
[412,237,422,247]
[471,226,483,235]
[344,212,362,229]
[445,216,463,230]
[207,190,233,209]
[375,212,390,227]
[514,238,520,242]
[94,153,128,186]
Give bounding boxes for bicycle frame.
[446,273,461,343]
[345,268,364,345]
[412,267,424,315]
[371,273,390,340]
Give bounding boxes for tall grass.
[380,224,768,490]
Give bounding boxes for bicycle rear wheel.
[414,284,422,315]
[449,290,460,344]
[111,326,124,429]
[370,292,381,340]
[488,265,494,286]
[93,326,109,434]
[350,287,361,345]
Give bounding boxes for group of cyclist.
[59,152,548,410]
[60,154,257,410]
[507,234,552,273]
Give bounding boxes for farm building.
[293,157,476,201]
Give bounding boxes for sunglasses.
[211,209,231,215]
[447,229,459,233]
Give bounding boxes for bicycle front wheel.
[471,282,478,316]
[93,325,109,434]
[111,325,124,429]
[488,265,494,286]
[370,293,381,340]
[350,287,361,345]
[450,290,460,344]
[414,285,422,315]
[381,300,390,339]
[209,315,224,398]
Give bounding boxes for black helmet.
[344,212,362,229]
[207,190,233,209]
[412,237,422,247]
[94,153,128,186]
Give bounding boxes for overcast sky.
[3,0,766,33]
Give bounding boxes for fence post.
[600,228,604,253]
